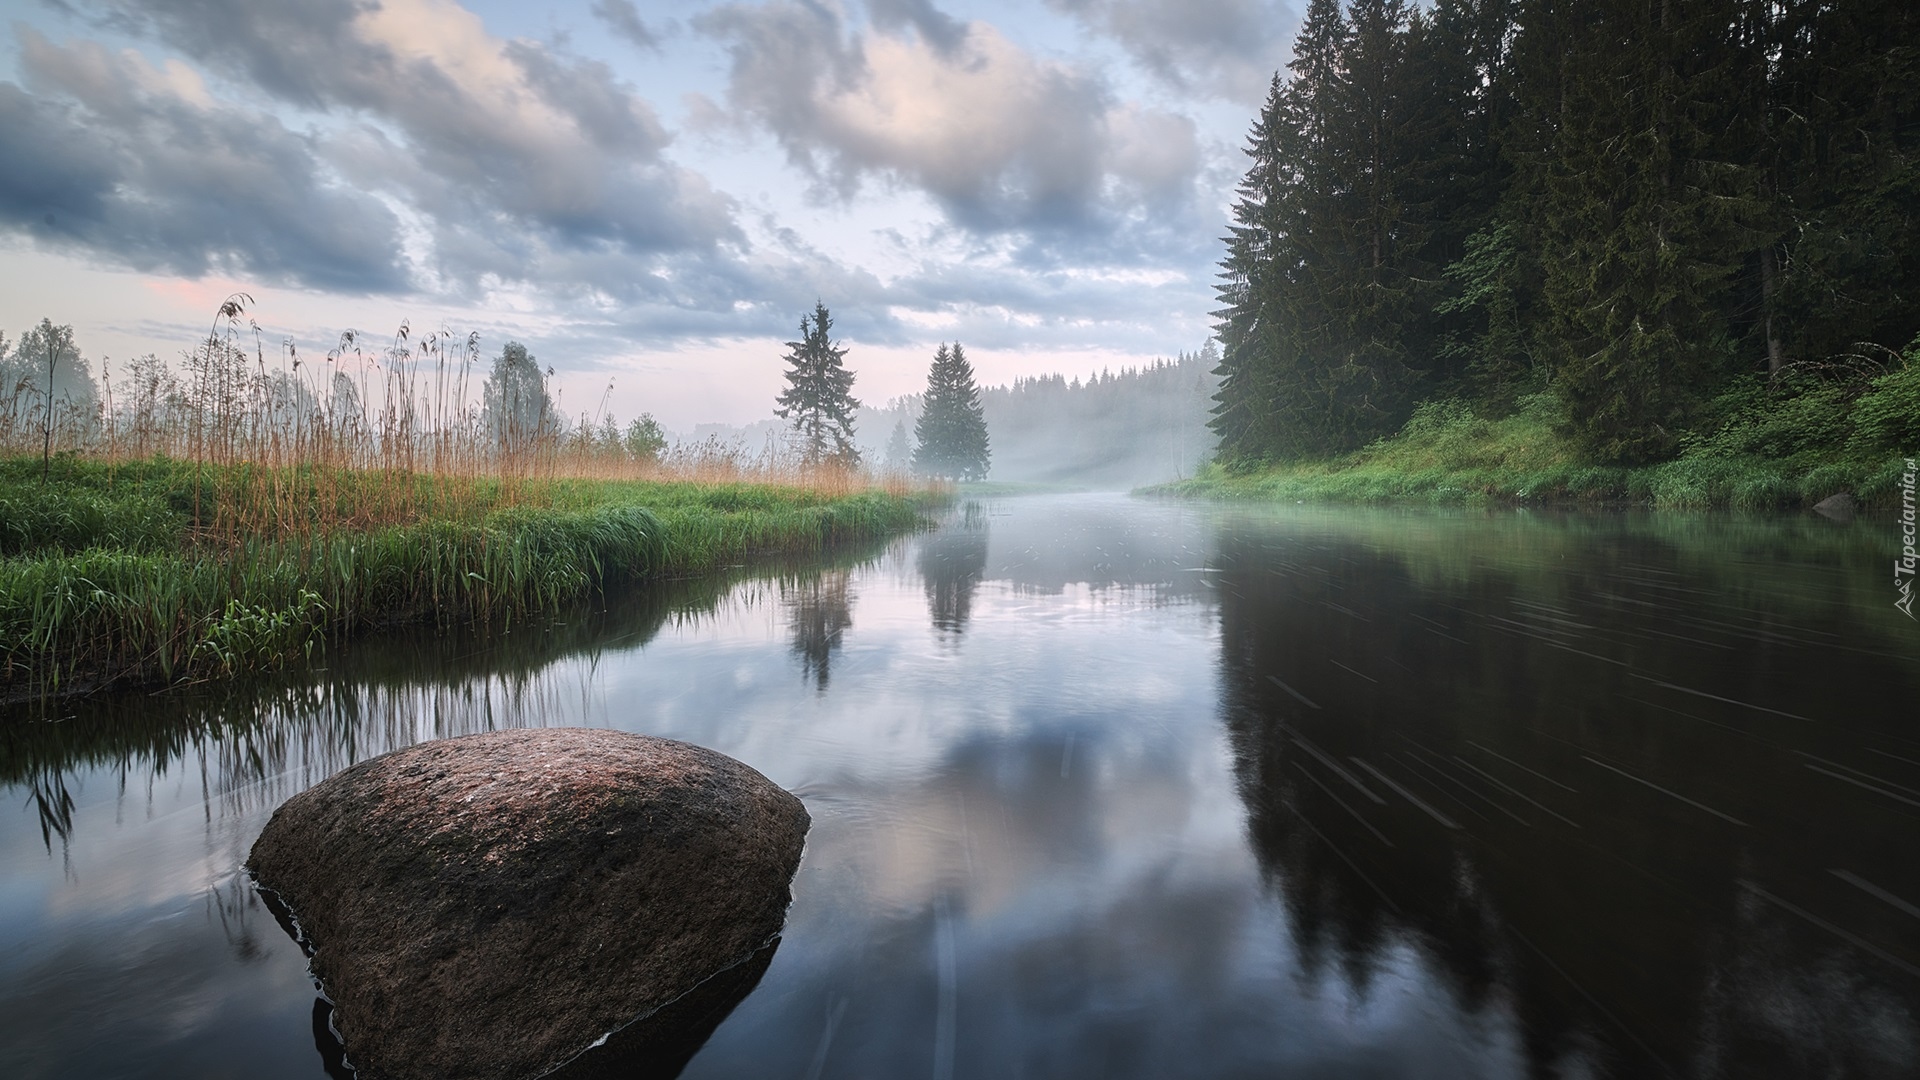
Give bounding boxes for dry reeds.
[0,298,930,695]
[1,297,901,537]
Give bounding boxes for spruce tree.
[1270,0,1359,456]
[1212,0,1353,462]
[1211,73,1295,464]
[883,416,913,473]
[913,342,991,480]
[1754,0,1920,373]
[774,302,862,467]
[1523,0,1762,462]
[1416,0,1524,396]
[1214,0,1433,460]
[1315,0,1427,442]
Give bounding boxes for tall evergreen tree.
[913,341,991,480]
[1314,0,1429,438]
[1211,74,1295,464]
[1750,0,1920,373]
[1212,0,1354,463]
[1214,0,1435,459]
[1521,0,1765,461]
[883,416,913,473]
[774,302,862,467]
[1416,0,1525,396]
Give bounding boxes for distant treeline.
[867,347,1219,488]
[1215,0,1920,465]
[0,309,739,479]
[982,350,1219,486]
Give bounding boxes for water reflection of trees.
[4,569,751,850]
[784,568,854,691]
[4,535,900,851]
[919,502,989,634]
[1215,516,1920,1079]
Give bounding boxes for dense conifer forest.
[1212,0,1920,471]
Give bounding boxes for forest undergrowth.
[1159,340,1920,510]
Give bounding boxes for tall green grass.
[0,458,924,695]
[1156,368,1919,510]
[0,299,933,696]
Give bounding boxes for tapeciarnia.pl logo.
[1898,457,1916,620]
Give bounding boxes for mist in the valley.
[686,345,1219,489]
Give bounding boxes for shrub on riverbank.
[1157,352,1920,510]
[0,457,925,695]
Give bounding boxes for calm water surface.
[4,493,1917,1078]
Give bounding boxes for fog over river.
[3,494,1915,1079]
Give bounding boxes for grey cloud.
[1044,0,1294,104]
[695,1,1203,238]
[865,0,966,55]
[485,211,1213,359]
[75,0,739,269]
[87,0,372,112]
[14,1,1223,368]
[590,0,662,51]
[0,82,115,225]
[502,42,669,158]
[693,1,865,159]
[0,33,408,293]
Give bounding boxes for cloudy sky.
[0,0,1297,429]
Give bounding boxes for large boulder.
[248,728,809,1080]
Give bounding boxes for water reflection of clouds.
[0,873,324,1078]
[627,509,1523,1076]
[4,495,1585,1079]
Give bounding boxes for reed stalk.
[0,299,933,696]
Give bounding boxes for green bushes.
[1849,356,1920,456]
[1155,353,1920,510]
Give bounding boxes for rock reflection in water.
[551,941,779,1080]
[6,496,1917,1080]
[304,935,782,1080]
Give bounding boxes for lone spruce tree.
[913,341,990,481]
[774,302,861,467]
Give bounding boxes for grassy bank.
[1,456,927,695]
[1156,367,1919,510]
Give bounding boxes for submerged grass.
[0,456,926,696]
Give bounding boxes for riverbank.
[0,457,928,696]
[1152,387,1916,510]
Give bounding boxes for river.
[3,493,1915,1078]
